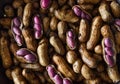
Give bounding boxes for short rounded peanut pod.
[50,35,65,55]
[40,0,51,9]
[94,44,102,54]
[87,16,102,50]
[66,50,78,64]
[4,5,14,17]
[37,38,49,66]
[81,64,96,80]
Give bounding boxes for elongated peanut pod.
[107,65,120,83]
[79,44,98,68]
[50,35,65,55]
[99,2,113,23]
[22,69,40,84]
[11,67,27,84]
[0,37,12,68]
[77,0,100,4]
[78,19,90,42]
[87,16,102,50]
[22,28,37,51]
[53,54,76,80]
[23,3,33,27]
[37,38,49,66]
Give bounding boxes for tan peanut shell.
[5,69,12,80]
[0,18,12,29]
[81,64,96,80]
[87,16,102,50]
[50,35,65,55]
[53,54,76,80]
[37,38,49,66]
[55,8,79,23]
[79,19,90,42]
[107,65,120,83]
[11,67,27,84]
[102,38,116,67]
[0,37,12,68]
[22,28,37,52]
[94,44,102,54]
[77,0,100,4]
[83,78,101,84]
[43,17,50,35]
[66,50,78,64]
[22,69,40,84]
[79,44,98,68]
[99,2,113,23]
[110,1,120,18]
[101,25,114,40]
[23,3,33,27]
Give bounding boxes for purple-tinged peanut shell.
[34,24,41,31]
[34,15,41,24]
[24,54,36,63]
[102,38,116,67]
[12,27,21,35]
[16,48,37,63]
[105,55,114,67]
[105,47,114,56]
[53,74,63,84]
[35,31,42,39]
[104,38,113,47]
[46,65,57,78]
[63,78,72,84]
[40,0,51,9]
[16,48,31,56]
[72,6,82,17]
[13,17,21,27]
[66,30,76,50]
[15,35,23,46]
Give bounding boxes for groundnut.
[87,16,103,50]
[94,44,102,54]
[20,63,43,71]
[22,69,40,84]
[66,50,77,64]
[101,25,114,40]
[77,0,100,4]
[23,3,33,27]
[49,0,58,14]
[79,44,98,68]
[55,8,79,23]
[22,28,37,51]
[50,16,59,31]
[107,65,120,83]
[0,37,12,68]
[16,48,38,63]
[66,29,76,50]
[79,4,94,11]
[5,69,12,80]
[50,35,65,55]
[78,19,90,42]
[81,64,96,80]
[58,0,67,6]
[73,59,83,73]
[43,17,50,35]
[57,21,67,43]
[102,38,116,67]
[33,15,43,39]
[12,0,24,9]
[72,5,92,21]
[99,2,113,23]
[83,78,101,84]
[53,54,76,80]
[110,1,120,18]
[37,38,49,66]
[11,67,27,84]
[17,6,23,18]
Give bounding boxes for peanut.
[94,44,102,54]
[37,38,49,66]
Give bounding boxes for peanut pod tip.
[53,74,63,84]
[66,30,76,50]
[13,17,21,27]
[63,78,73,84]
[16,48,37,63]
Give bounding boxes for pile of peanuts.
[1,0,120,84]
